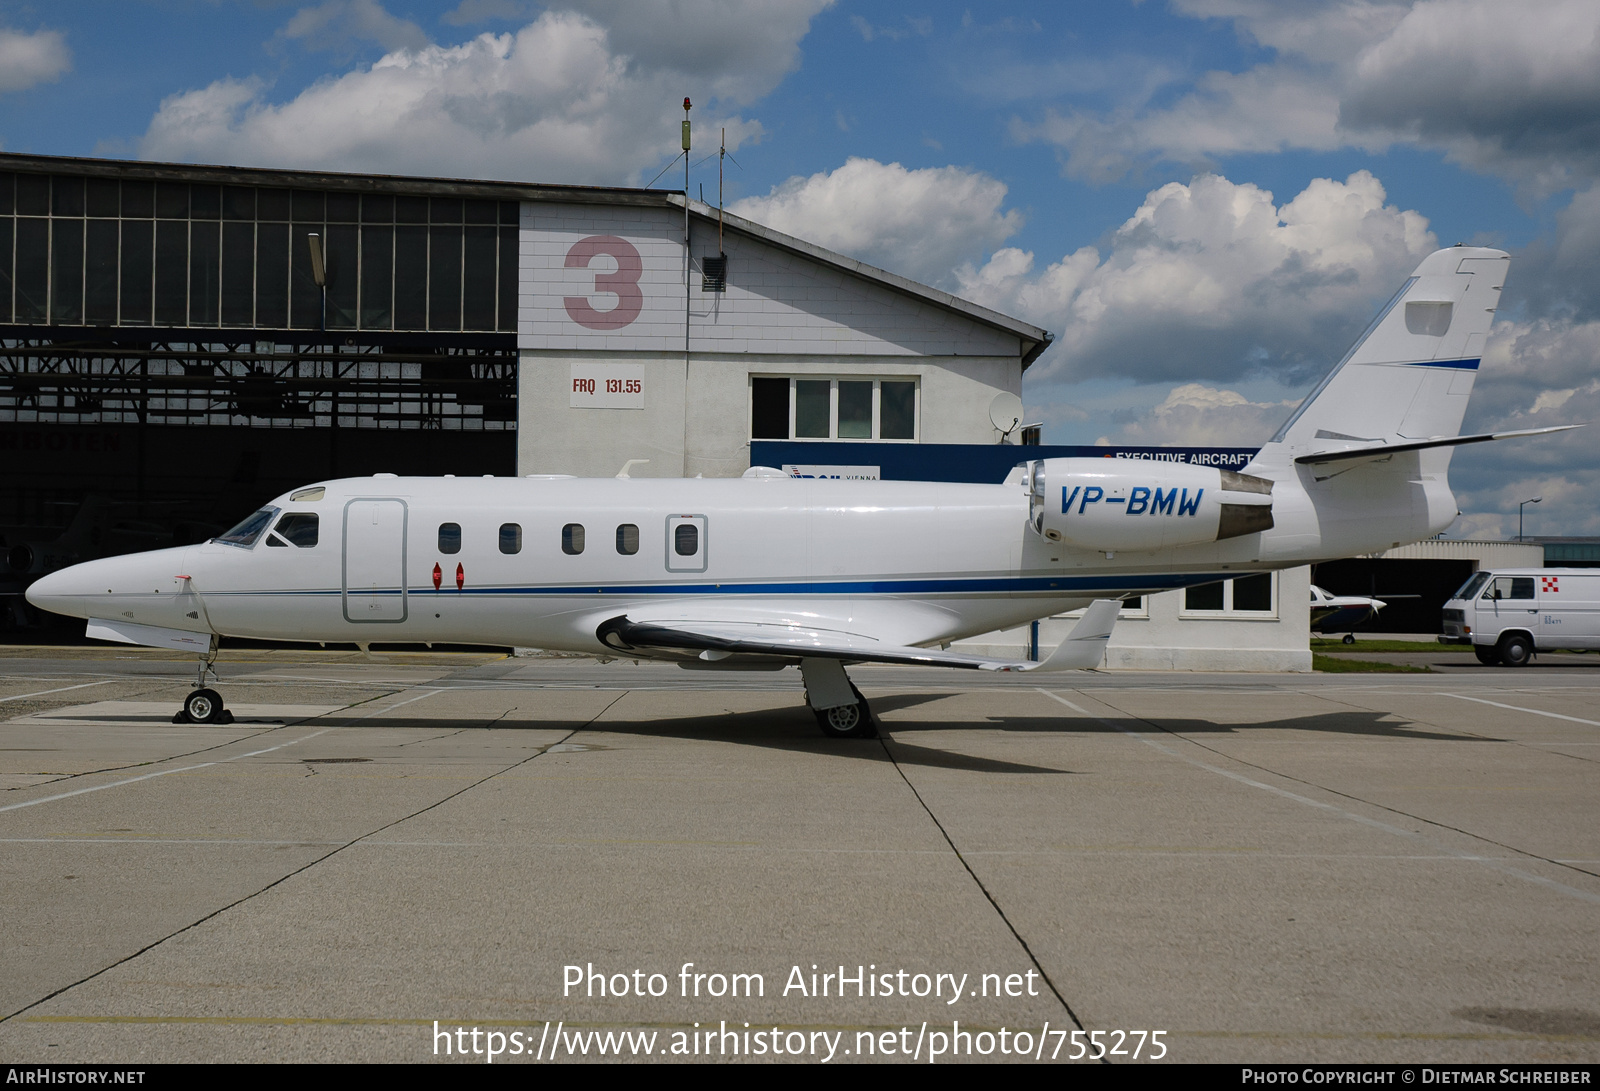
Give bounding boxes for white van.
[1440,568,1600,665]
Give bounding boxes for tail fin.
[1256,246,1507,464]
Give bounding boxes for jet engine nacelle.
[1027,459,1274,552]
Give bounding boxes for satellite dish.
[988,392,1024,436]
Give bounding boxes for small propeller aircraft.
[27,247,1574,737]
[1309,584,1387,643]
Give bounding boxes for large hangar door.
[343,499,409,622]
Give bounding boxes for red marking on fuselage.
[455,563,465,591]
[432,563,442,591]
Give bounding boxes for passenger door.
[343,499,408,622]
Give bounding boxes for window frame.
[749,376,919,442]
[1179,573,1279,619]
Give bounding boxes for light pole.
[1518,495,1542,541]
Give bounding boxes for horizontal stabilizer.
[1294,425,1581,467]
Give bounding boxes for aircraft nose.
[25,560,103,619]
[25,546,195,621]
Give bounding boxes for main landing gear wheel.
[814,686,876,740]
[1473,644,1500,666]
[174,687,233,725]
[1342,633,1356,645]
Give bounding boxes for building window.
[0,171,518,332]
[1181,574,1276,616]
[749,377,918,441]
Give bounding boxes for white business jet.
[26,247,1573,737]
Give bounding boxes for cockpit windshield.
[215,507,279,548]
[1451,571,1491,602]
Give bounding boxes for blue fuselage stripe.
[215,572,1247,597]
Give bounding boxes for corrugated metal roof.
[0,151,1054,366]
[1375,539,1545,565]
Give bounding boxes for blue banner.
[750,442,1262,484]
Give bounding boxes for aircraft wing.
[597,600,1121,673]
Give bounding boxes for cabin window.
[499,523,521,554]
[267,512,318,547]
[751,377,919,441]
[438,523,461,554]
[215,507,277,548]
[674,524,699,556]
[562,523,585,555]
[616,524,639,555]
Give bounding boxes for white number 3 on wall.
[563,235,644,330]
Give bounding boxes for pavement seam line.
[1299,685,1600,769]
[0,687,444,813]
[0,680,119,703]
[1439,691,1600,728]
[1037,688,1600,906]
[0,678,415,796]
[1279,687,1600,877]
[873,727,1092,1044]
[0,684,626,1026]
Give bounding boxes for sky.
[0,0,1597,538]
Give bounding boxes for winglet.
[1018,599,1120,672]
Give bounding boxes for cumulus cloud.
[959,170,1435,385]
[281,0,429,54]
[1026,0,1600,195]
[557,0,833,105]
[443,0,534,25]
[0,27,70,93]
[1095,383,1299,446]
[850,14,932,42]
[139,2,828,184]
[1342,0,1600,194]
[1018,65,1346,184]
[729,157,1024,287]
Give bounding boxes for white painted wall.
[516,201,1031,478]
[955,566,1314,671]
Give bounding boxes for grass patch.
[1312,653,1431,673]
[1312,638,1469,653]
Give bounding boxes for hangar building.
[0,151,1050,635]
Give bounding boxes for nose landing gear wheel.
[174,688,233,725]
